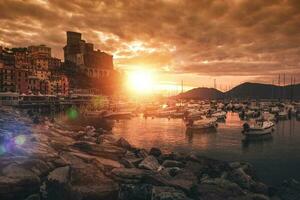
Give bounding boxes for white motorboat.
[211,111,227,120]
[103,111,134,119]
[186,117,218,130]
[270,107,280,113]
[186,109,206,120]
[277,111,288,120]
[242,121,275,136]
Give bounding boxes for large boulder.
[187,155,231,178]
[120,157,143,168]
[139,156,160,171]
[152,186,192,200]
[46,166,71,200]
[135,149,148,159]
[118,184,152,200]
[0,164,40,200]
[228,168,254,189]
[68,165,119,200]
[149,148,162,157]
[196,178,245,200]
[162,160,185,168]
[144,171,198,194]
[71,141,126,160]
[111,168,153,183]
[116,137,133,150]
[24,194,40,200]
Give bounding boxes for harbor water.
[113,112,300,186]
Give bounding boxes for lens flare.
[0,145,6,155]
[67,107,79,120]
[15,135,26,145]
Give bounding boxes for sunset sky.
[1,0,300,91]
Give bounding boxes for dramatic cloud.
[1,0,300,88]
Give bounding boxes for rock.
[120,157,143,168]
[18,159,51,177]
[135,148,148,159]
[68,164,119,200]
[162,160,185,168]
[246,194,270,200]
[250,181,269,195]
[71,141,126,160]
[116,137,132,150]
[84,125,96,133]
[229,161,241,169]
[187,155,231,178]
[24,193,40,200]
[0,164,40,200]
[68,150,123,171]
[118,184,152,200]
[276,179,300,200]
[228,167,254,189]
[149,147,162,157]
[111,168,153,183]
[144,171,197,194]
[169,171,198,194]
[46,166,71,200]
[48,166,70,184]
[240,162,257,180]
[161,167,183,177]
[93,157,124,171]
[196,180,245,200]
[152,186,192,200]
[50,157,70,168]
[139,156,161,171]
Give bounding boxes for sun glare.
[127,70,155,93]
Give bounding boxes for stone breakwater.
[0,107,299,200]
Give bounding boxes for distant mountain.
[175,82,300,100]
[227,82,300,100]
[175,87,224,100]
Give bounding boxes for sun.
[127,70,155,93]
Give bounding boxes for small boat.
[211,111,227,121]
[277,111,288,120]
[242,121,275,137]
[103,111,133,120]
[84,110,106,118]
[186,117,218,130]
[270,107,280,114]
[186,110,206,120]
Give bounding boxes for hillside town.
[0,31,119,96]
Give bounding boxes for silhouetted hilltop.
[227,82,300,99]
[176,82,300,100]
[176,87,224,100]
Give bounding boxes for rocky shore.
[0,107,299,200]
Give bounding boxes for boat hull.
[243,126,274,137]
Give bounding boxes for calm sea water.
[113,112,300,186]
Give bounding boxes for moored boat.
[211,111,227,121]
[186,116,218,131]
[242,121,275,137]
[103,111,134,120]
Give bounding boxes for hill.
[175,87,224,100]
[227,82,300,99]
[175,82,300,100]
